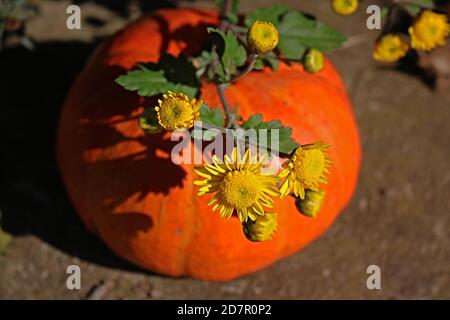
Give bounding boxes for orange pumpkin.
[57,8,361,281]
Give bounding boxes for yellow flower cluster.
[372,10,449,62]
[279,142,331,199]
[155,91,202,131]
[373,34,410,62]
[331,0,359,16]
[194,143,331,242]
[409,10,450,51]
[303,48,325,73]
[247,20,279,55]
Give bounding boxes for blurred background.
[0,0,449,299]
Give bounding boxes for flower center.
[255,25,275,42]
[159,98,193,129]
[220,171,261,209]
[293,149,326,185]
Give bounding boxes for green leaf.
[199,104,225,128]
[215,0,240,23]
[0,210,11,255]
[242,114,263,128]
[244,4,290,27]
[381,6,390,19]
[253,58,265,70]
[405,4,421,15]
[139,108,162,134]
[242,113,299,154]
[116,54,200,98]
[195,50,213,78]
[412,0,434,5]
[0,229,11,255]
[252,52,280,71]
[277,11,346,59]
[208,28,246,81]
[157,54,200,89]
[261,52,280,71]
[404,0,433,15]
[191,104,225,141]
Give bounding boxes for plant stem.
[227,24,248,47]
[230,53,258,82]
[216,83,238,127]
[215,0,238,128]
[220,0,232,31]
[263,55,303,64]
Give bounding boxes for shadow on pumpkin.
[0,41,160,274]
[81,125,187,209]
[149,13,215,58]
[0,10,216,275]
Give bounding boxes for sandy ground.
[0,0,449,299]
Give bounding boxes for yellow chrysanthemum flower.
[408,10,450,51]
[331,0,359,16]
[279,142,332,199]
[247,20,279,55]
[155,91,202,131]
[304,48,325,73]
[194,148,280,222]
[243,212,278,242]
[295,190,326,218]
[373,34,410,62]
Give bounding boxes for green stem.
[216,83,238,127]
[263,55,303,64]
[220,0,232,30]
[230,53,258,83]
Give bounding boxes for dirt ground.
[0,0,449,299]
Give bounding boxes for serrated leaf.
[116,54,199,98]
[242,113,298,154]
[243,114,263,128]
[192,104,225,141]
[199,104,225,128]
[244,4,290,27]
[196,50,213,69]
[208,28,246,81]
[139,108,162,134]
[157,54,200,89]
[277,11,346,59]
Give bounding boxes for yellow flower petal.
[409,10,450,51]
[194,148,279,223]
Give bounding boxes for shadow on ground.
[0,40,146,273]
